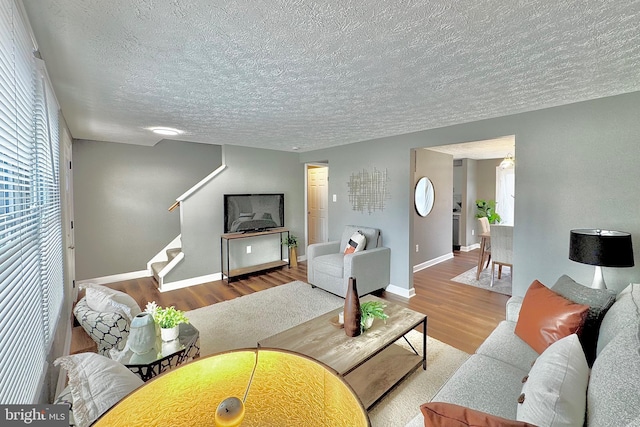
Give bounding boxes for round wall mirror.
[415,177,435,217]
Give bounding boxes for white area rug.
[186,281,469,427]
[451,265,512,296]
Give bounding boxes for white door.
[61,126,76,300]
[307,166,328,245]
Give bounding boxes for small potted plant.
[360,301,389,333]
[282,234,299,267]
[145,302,189,342]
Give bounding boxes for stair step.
[166,247,181,260]
[151,261,168,277]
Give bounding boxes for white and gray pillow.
[54,353,143,427]
[517,334,589,427]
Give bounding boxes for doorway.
[426,135,516,251]
[306,164,329,246]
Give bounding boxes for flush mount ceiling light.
[147,127,183,136]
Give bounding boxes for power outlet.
[472,229,475,236]
[246,245,252,254]
[415,244,419,252]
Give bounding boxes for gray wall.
[73,139,222,279]
[462,159,477,247]
[166,144,305,282]
[413,149,453,265]
[302,91,640,297]
[476,158,501,203]
[301,139,412,288]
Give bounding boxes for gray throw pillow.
[551,275,616,366]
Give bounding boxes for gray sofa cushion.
[312,253,345,278]
[597,283,640,355]
[588,326,640,426]
[432,354,527,420]
[551,275,616,365]
[476,321,539,372]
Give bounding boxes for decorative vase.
[289,247,298,267]
[161,325,180,342]
[344,277,361,337]
[128,312,157,355]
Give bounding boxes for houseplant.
[282,234,299,267]
[360,301,389,332]
[145,302,189,341]
[475,199,501,224]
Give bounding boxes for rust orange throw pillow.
[515,280,589,354]
[421,402,536,427]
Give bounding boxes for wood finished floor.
[72,249,509,355]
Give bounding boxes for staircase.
[147,159,227,291]
[151,247,181,281]
[147,235,184,290]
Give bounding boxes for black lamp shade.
[569,229,634,267]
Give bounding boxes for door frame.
[304,163,329,250]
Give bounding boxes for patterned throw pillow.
[344,231,366,254]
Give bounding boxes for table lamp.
[569,229,634,290]
[94,348,370,426]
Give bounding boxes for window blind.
[0,0,64,404]
[35,68,63,347]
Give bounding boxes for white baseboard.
[77,270,150,288]
[78,258,304,293]
[285,254,307,263]
[160,272,223,292]
[460,243,480,252]
[385,284,416,299]
[413,252,454,273]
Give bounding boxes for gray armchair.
[307,225,391,297]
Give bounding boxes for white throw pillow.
[54,353,143,427]
[517,334,589,427]
[84,283,141,321]
[344,231,367,254]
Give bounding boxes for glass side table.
[118,323,200,381]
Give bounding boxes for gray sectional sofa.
[406,279,640,426]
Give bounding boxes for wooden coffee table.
[258,295,427,409]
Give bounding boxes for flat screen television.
[224,193,284,233]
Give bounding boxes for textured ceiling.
[427,135,515,160]
[22,0,640,152]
